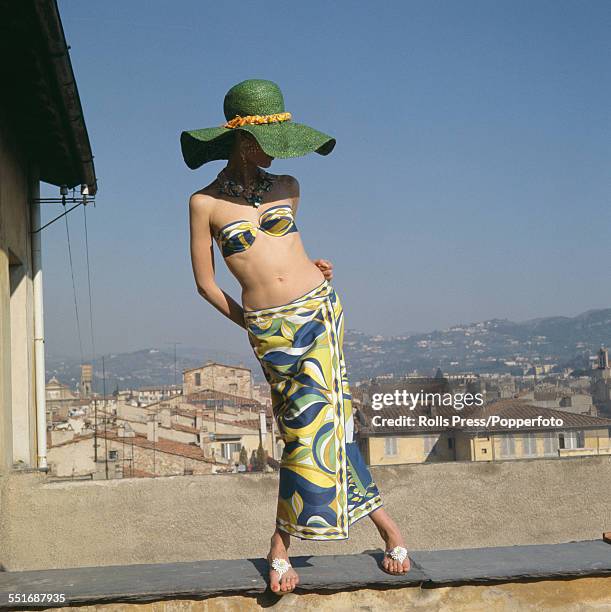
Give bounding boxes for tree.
[239,446,248,467]
[254,441,268,472]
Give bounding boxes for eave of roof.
[0,0,97,194]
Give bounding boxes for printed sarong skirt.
[244,279,383,540]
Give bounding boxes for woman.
[181,79,410,594]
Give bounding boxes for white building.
[0,1,97,471]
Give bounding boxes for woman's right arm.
[189,193,246,329]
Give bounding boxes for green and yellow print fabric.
[244,280,382,540]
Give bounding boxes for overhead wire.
[82,199,97,369]
[62,194,84,366]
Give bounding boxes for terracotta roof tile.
[98,430,217,464]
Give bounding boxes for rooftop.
[183,361,252,374]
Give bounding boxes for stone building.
[0,0,97,471]
[358,395,611,466]
[47,429,217,479]
[45,376,79,423]
[183,361,253,398]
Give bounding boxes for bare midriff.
[222,232,325,312]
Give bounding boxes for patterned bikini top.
[215,203,298,258]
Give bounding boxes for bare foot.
[369,508,411,575]
[267,528,299,594]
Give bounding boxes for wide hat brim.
[180,122,336,170]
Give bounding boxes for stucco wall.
[183,364,253,398]
[1,454,610,571]
[0,107,37,472]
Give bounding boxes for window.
[222,442,242,460]
[194,373,201,386]
[559,431,585,450]
[108,450,118,460]
[543,432,558,455]
[522,433,537,457]
[384,437,398,456]
[559,432,567,449]
[500,434,515,458]
[448,437,454,449]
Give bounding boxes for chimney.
[199,434,214,458]
[160,406,171,428]
[147,417,159,442]
[259,410,267,443]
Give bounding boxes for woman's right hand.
[313,258,334,281]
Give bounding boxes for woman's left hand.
[313,258,333,280]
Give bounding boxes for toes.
[382,551,410,575]
[270,573,280,592]
[281,573,296,592]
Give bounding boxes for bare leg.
[369,507,411,574]
[267,528,300,593]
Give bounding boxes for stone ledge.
[0,539,610,608]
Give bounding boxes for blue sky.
[43,0,611,362]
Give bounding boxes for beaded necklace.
[216,168,275,207]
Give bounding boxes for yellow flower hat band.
[223,111,292,129]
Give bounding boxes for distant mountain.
[342,308,611,381]
[47,309,611,391]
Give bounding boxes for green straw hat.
[180,79,336,169]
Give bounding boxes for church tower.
[79,364,92,398]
